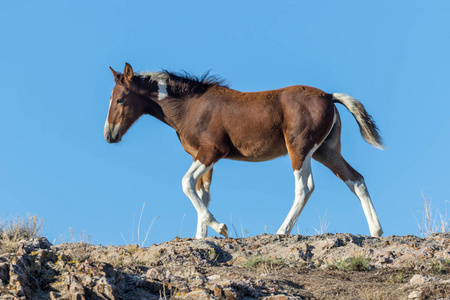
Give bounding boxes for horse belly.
[226,132,288,162]
[222,98,287,161]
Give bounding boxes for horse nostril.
[105,124,121,143]
[106,132,114,143]
[106,131,120,143]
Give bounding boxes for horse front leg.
[195,168,213,238]
[182,153,227,238]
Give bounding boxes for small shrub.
[126,244,140,254]
[207,248,219,262]
[325,255,371,272]
[386,271,407,283]
[333,258,350,271]
[243,256,263,269]
[349,255,371,271]
[429,258,450,274]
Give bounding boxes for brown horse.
[105,63,384,238]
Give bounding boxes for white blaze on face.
[104,92,113,138]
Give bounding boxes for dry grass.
[386,270,407,283]
[359,288,391,300]
[0,214,44,253]
[65,242,92,263]
[0,214,43,241]
[69,227,92,243]
[243,256,286,274]
[121,202,161,247]
[313,210,329,235]
[413,193,449,237]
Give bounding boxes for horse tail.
[332,93,384,149]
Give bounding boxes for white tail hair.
[332,93,384,149]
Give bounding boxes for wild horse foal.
[104,63,384,238]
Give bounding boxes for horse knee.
[182,175,195,195]
[295,172,315,197]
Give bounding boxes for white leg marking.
[277,144,319,235]
[277,112,336,235]
[345,180,383,237]
[182,161,227,238]
[197,188,205,202]
[196,182,211,238]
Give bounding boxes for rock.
[262,295,303,300]
[0,262,9,286]
[180,289,214,299]
[18,237,51,253]
[408,290,422,299]
[378,251,395,264]
[92,277,119,300]
[409,274,440,285]
[190,274,207,286]
[146,268,165,281]
[213,285,223,297]
[1,234,450,299]
[69,279,85,295]
[223,287,240,299]
[207,274,220,281]
[8,255,35,299]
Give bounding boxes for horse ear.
[109,66,121,83]
[124,63,134,85]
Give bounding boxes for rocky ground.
[0,233,449,299]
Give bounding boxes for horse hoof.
[218,223,228,237]
[370,228,383,237]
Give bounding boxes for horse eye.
[116,98,125,104]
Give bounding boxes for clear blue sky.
[1,1,449,245]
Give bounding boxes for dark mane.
[162,70,229,97]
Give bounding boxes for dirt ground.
[0,233,449,299]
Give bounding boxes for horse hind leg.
[277,143,318,235]
[345,174,383,237]
[313,126,383,237]
[195,168,213,238]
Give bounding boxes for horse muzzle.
[104,122,122,143]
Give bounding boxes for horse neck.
[127,78,179,130]
[143,91,192,132]
[139,78,214,132]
